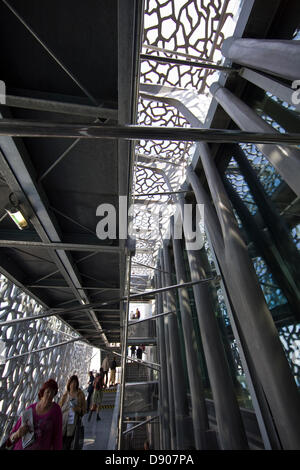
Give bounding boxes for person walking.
[4,378,62,450]
[136,346,143,361]
[86,371,94,413]
[135,308,141,320]
[130,345,136,358]
[88,369,104,422]
[59,375,86,450]
[109,357,117,387]
[101,354,110,388]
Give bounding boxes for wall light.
[5,193,29,230]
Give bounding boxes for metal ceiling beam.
[0,120,300,144]
[0,240,122,252]
[134,190,187,197]
[30,251,101,285]
[0,129,105,339]
[5,94,117,120]
[128,309,176,325]
[26,284,120,290]
[2,0,98,105]
[47,277,217,316]
[93,309,120,312]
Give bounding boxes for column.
[222,37,300,81]
[159,251,176,449]
[187,151,300,449]
[223,169,300,319]
[239,68,300,112]
[178,194,248,450]
[230,143,300,313]
[162,242,191,449]
[210,83,300,198]
[171,219,209,449]
[155,271,171,450]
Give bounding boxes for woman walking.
[4,378,62,450]
[59,375,86,450]
[88,369,104,422]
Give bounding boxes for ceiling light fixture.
[5,193,29,230]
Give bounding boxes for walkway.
[82,386,117,450]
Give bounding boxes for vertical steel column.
[229,143,300,317]
[117,254,132,450]
[238,68,300,112]
[187,154,300,449]
[154,278,163,450]
[162,241,191,450]
[159,250,177,449]
[177,194,248,450]
[155,272,171,450]
[182,173,280,449]
[210,83,300,198]
[203,228,276,450]
[222,37,300,81]
[170,218,209,449]
[223,175,300,319]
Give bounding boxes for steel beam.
[162,241,193,449]
[1,120,300,144]
[140,53,237,72]
[170,218,210,450]
[154,272,171,450]
[118,254,132,450]
[122,415,159,435]
[134,190,187,197]
[0,239,122,252]
[5,94,117,120]
[0,134,104,340]
[187,155,300,449]
[222,37,300,81]
[2,0,98,105]
[5,337,81,361]
[45,277,216,317]
[210,83,300,197]
[176,193,249,449]
[239,68,300,112]
[128,309,176,325]
[159,252,176,450]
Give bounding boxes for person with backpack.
[87,369,104,422]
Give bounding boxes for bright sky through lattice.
[131,0,242,286]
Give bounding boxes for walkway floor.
[82,386,117,450]
[82,408,114,450]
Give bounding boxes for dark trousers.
[87,390,93,412]
[103,370,108,386]
[63,435,74,450]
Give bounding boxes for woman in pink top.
[5,378,63,450]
